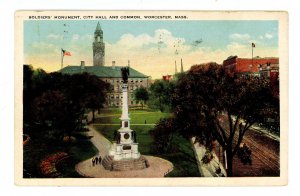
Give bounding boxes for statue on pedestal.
[121,67,130,83]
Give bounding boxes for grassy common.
[95,108,171,124]
[93,108,200,177]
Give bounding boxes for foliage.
[23,65,110,141]
[133,87,149,110]
[39,152,69,178]
[149,118,176,154]
[148,79,176,112]
[172,64,279,176]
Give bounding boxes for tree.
[149,80,176,112]
[133,87,149,110]
[32,90,68,140]
[172,64,279,176]
[149,118,176,154]
[23,65,110,140]
[65,73,110,122]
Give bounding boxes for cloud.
[265,33,273,39]
[229,33,251,41]
[258,33,274,40]
[47,34,63,40]
[25,29,278,79]
[72,34,80,41]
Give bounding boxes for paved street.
[217,115,280,177]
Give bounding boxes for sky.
[24,20,278,79]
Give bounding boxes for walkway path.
[191,137,226,177]
[75,125,173,178]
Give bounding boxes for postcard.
[15,10,288,186]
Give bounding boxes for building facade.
[223,56,279,76]
[60,22,149,107]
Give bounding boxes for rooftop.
[59,65,149,78]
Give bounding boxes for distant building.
[162,75,172,81]
[259,62,279,96]
[223,56,279,76]
[61,61,149,107]
[60,22,149,107]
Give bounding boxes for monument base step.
[102,155,150,171]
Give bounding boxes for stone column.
[120,83,130,128]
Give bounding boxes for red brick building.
[162,74,172,81]
[223,56,279,76]
[259,62,279,96]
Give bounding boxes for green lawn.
[94,124,154,155]
[95,108,171,124]
[93,109,200,177]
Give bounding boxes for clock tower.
[93,22,105,66]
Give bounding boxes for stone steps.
[102,155,150,171]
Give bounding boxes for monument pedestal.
[103,74,149,171]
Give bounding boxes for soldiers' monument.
[102,67,149,171]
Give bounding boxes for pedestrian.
[95,157,98,165]
[92,158,95,166]
[98,156,102,164]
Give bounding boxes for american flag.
[62,48,71,56]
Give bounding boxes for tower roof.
[96,22,102,31]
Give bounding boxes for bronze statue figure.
[121,67,130,83]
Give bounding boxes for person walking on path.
[92,158,95,166]
[98,156,102,165]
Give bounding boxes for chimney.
[128,60,130,67]
[175,60,178,74]
[112,61,116,69]
[80,61,85,70]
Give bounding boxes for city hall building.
[60,22,149,107]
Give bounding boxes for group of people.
[92,156,102,166]
[237,143,252,165]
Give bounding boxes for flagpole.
[61,49,64,69]
[252,44,254,69]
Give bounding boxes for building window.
[131,101,133,105]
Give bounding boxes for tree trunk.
[225,149,234,177]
